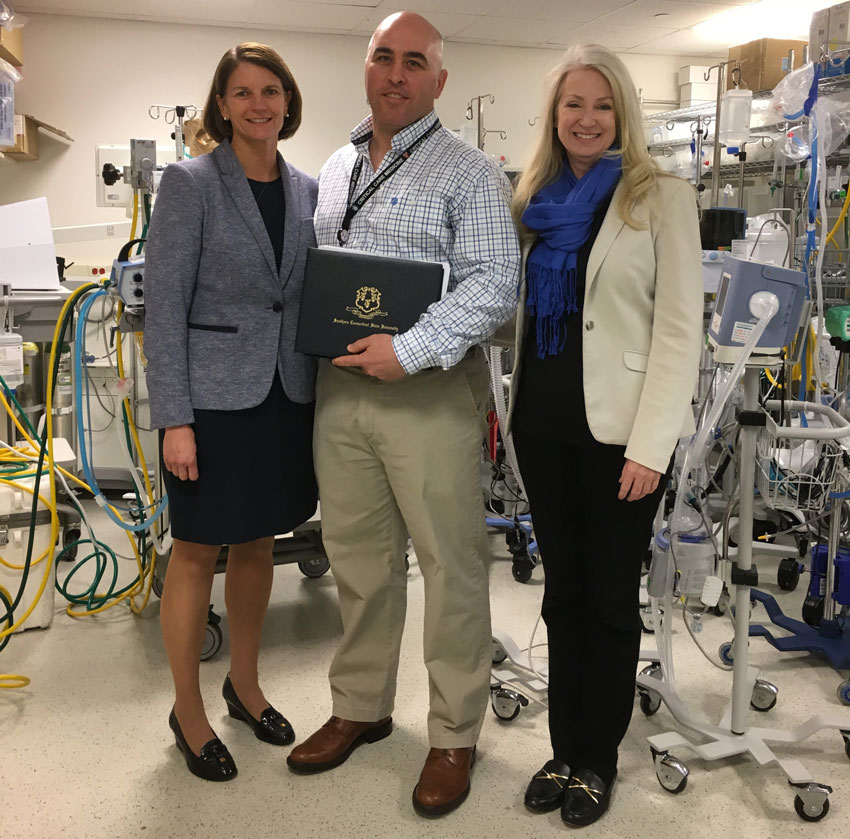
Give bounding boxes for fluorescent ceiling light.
[693,0,829,43]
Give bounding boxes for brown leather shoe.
[286,715,392,774]
[412,746,477,817]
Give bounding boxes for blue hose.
[74,291,166,532]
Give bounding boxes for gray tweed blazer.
[144,139,318,429]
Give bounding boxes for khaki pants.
[313,350,492,748]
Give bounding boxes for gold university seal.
[346,286,388,320]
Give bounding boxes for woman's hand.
[163,425,198,481]
[618,459,661,502]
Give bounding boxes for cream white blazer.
[506,175,703,474]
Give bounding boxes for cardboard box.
[828,1,850,50]
[727,38,807,91]
[680,98,715,108]
[678,65,710,86]
[0,79,13,147]
[1,114,37,159]
[0,114,73,161]
[825,1,850,74]
[810,6,831,59]
[0,26,23,68]
[680,81,716,105]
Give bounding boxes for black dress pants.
[512,429,669,784]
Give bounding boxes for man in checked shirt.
[286,11,521,816]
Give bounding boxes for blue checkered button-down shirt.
[314,111,521,373]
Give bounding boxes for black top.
[512,190,615,443]
[248,176,285,271]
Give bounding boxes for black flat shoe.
[561,769,616,827]
[524,758,571,813]
[168,707,237,782]
[223,674,295,746]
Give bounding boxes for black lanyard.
[337,120,441,245]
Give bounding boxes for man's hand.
[332,333,407,381]
[163,425,199,481]
[618,458,661,502]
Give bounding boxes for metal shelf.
[702,153,850,180]
[704,160,781,179]
[644,102,715,124]
[644,73,850,125]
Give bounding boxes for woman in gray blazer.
[507,45,703,825]
[144,43,318,782]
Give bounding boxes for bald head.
[364,10,448,140]
[368,12,444,70]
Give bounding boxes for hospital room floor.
[3,501,849,839]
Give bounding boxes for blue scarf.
[522,155,622,358]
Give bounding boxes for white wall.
[1,13,714,265]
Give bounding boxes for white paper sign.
[0,197,61,291]
[0,79,13,147]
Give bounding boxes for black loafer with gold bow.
[524,758,571,813]
[169,707,238,782]
[223,674,295,746]
[561,769,616,827]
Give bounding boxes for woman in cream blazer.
[507,45,703,827]
[508,174,702,473]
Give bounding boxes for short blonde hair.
[512,44,661,239]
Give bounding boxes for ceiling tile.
[351,7,481,37]
[13,0,756,58]
[249,0,372,29]
[490,0,634,24]
[595,0,738,29]
[452,15,564,44]
[548,22,677,51]
[17,0,134,13]
[286,0,381,4]
[628,27,733,53]
[663,0,756,6]
[387,0,506,15]
[134,0,254,23]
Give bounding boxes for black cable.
[117,239,146,263]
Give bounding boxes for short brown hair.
[203,43,302,143]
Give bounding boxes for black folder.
[295,246,449,359]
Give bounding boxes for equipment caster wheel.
[637,663,663,716]
[838,681,850,706]
[802,594,824,627]
[200,607,223,661]
[795,795,829,822]
[512,555,534,584]
[651,748,688,793]
[490,684,529,721]
[491,638,507,665]
[718,641,734,666]
[792,783,832,822]
[777,557,801,591]
[152,574,164,599]
[639,690,662,716]
[750,678,778,712]
[298,555,330,578]
[61,525,82,561]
